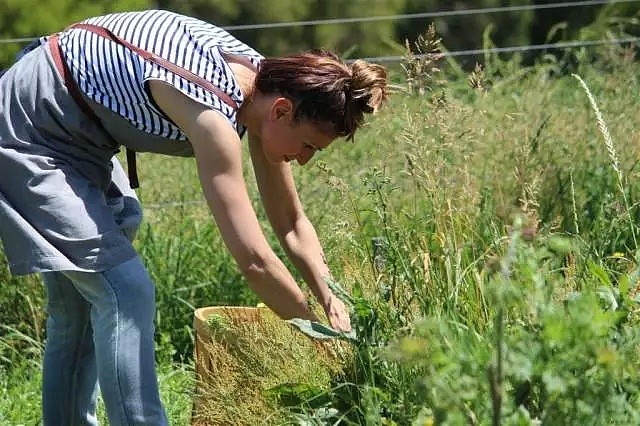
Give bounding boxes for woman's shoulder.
[81,9,230,42]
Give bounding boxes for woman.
[0,9,387,425]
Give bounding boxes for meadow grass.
[0,360,193,425]
[1,45,640,423]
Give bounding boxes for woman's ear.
[268,97,293,121]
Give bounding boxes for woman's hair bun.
[348,60,388,114]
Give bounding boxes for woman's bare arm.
[247,133,351,331]
[147,80,317,321]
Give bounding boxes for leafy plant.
[389,219,640,425]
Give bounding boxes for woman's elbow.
[234,249,274,278]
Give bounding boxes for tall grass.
[1,39,640,423]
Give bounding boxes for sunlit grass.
[0,360,193,424]
[2,49,640,423]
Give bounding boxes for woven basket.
[191,306,346,426]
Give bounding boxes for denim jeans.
[42,256,168,425]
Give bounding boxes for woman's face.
[259,98,334,165]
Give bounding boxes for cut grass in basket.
[192,306,350,425]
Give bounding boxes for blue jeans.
[42,256,168,425]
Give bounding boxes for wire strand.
[145,200,206,210]
[0,37,38,44]
[222,0,638,31]
[358,36,640,63]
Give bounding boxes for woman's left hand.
[323,293,351,332]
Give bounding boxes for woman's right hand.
[322,293,351,332]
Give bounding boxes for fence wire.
[361,36,640,63]
[222,0,640,31]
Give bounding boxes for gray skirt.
[0,43,145,275]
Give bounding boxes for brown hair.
[255,50,388,140]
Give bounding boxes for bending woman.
[0,9,387,425]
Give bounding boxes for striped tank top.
[57,9,264,140]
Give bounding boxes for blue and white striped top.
[58,9,263,140]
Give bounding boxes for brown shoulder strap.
[67,22,240,111]
[49,33,140,188]
[55,22,249,189]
